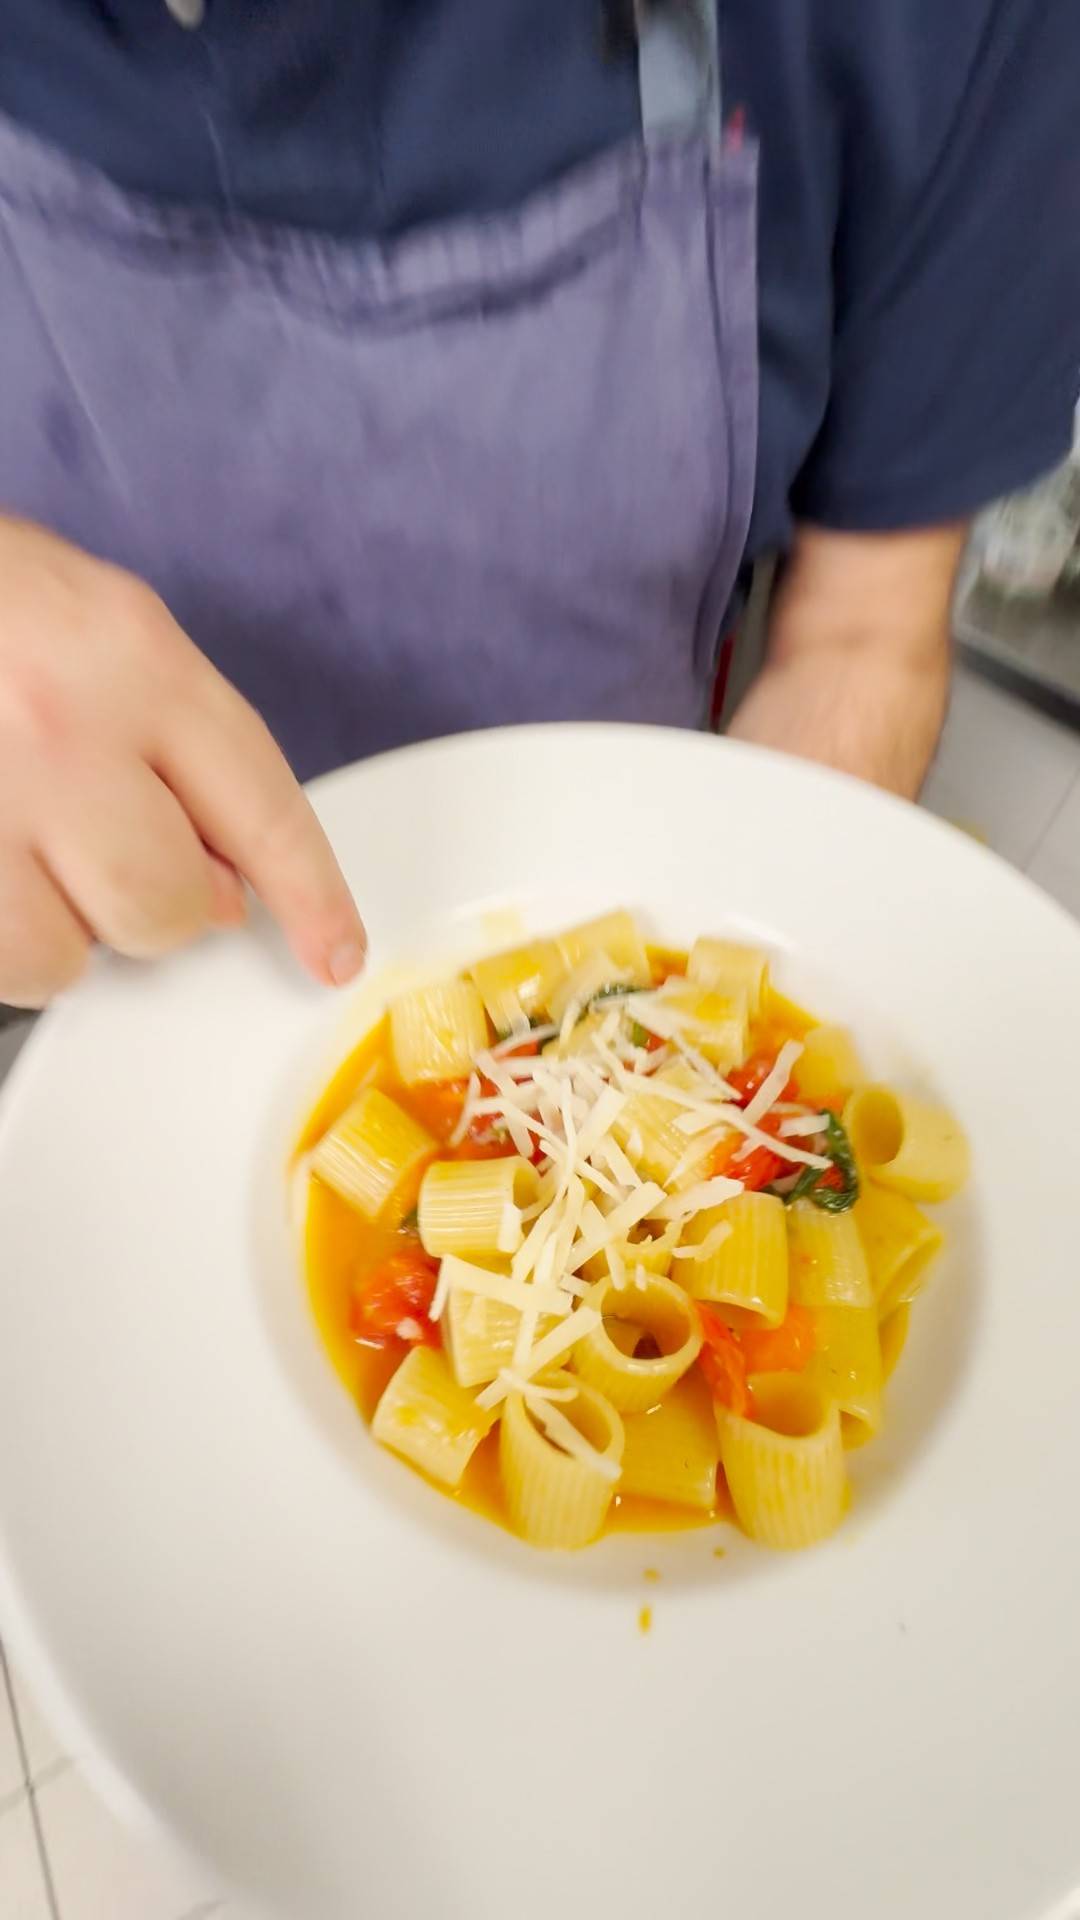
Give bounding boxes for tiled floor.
[921,659,1080,869]
[0,660,1078,1920]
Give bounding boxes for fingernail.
[328,932,366,986]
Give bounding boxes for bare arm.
[728,523,968,798]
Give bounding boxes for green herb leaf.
[785,1113,859,1213]
[630,1021,650,1049]
[589,982,636,1005]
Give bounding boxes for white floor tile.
[0,1018,34,1089]
[1026,852,1080,919]
[8,1666,67,1788]
[1028,762,1080,862]
[36,1763,224,1920]
[0,1659,26,1807]
[1025,770,1080,918]
[918,767,987,844]
[925,664,1080,865]
[0,1799,52,1920]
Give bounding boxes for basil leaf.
[784,1113,859,1214]
[630,1020,650,1049]
[787,1163,824,1205]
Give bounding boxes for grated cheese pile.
[428,978,832,1470]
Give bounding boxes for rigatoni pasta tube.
[659,985,749,1073]
[500,1372,623,1548]
[445,1292,557,1391]
[793,1025,866,1107]
[854,1183,943,1322]
[879,1305,911,1382]
[620,1373,719,1510]
[613,1088,707,1185]
[573,1272,701,1412]
[544,1007,612,1060]
[844,1085,970,1203]
[371,1347,494,1488]
[311,1087,433,1221]
[687,937,769,1016]
[681,1191,788,1326]
[580,1222,681,1286]
[548,951,629,1025]
[389,977,490,1084]
[469,939,562,1032]
[807,1305,883,1439]
[761,984,815,1039]
[719,1378,847,1548]
[555,910,650,985]
[418,1155,539,1259]
[787,1200,872,1308]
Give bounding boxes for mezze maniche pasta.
[299,911,969,1552]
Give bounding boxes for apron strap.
[637,0,721,145]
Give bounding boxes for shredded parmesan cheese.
[431,1257,571,1324]
[496,1200,523,1255]
[502,1373,576,1403]
[741,1040,804,1128]
[477,1307,602,1410]
[651,1174,745,1221]
[570,1183,666,1268]
[421,984,835,1440]
[525,1390,621,1483]
[670,1220,733,1262]
[777,1112,829,1138]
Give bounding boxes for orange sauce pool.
[298,961,810,1541]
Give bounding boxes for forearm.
[729,639,949,797]
[729,523,966,800]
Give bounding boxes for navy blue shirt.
[2,0,1078,555]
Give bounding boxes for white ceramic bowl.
[1,725,1078,1920]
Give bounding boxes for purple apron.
[0,12,758,781]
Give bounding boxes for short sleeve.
[791,0,1080,532]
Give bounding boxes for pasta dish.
[300,912,968,1551]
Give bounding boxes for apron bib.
[0,10,758,780]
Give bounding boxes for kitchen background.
[2,446,1080,1917]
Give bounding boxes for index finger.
[158,669,366,986]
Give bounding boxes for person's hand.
[0,516,366,1008]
